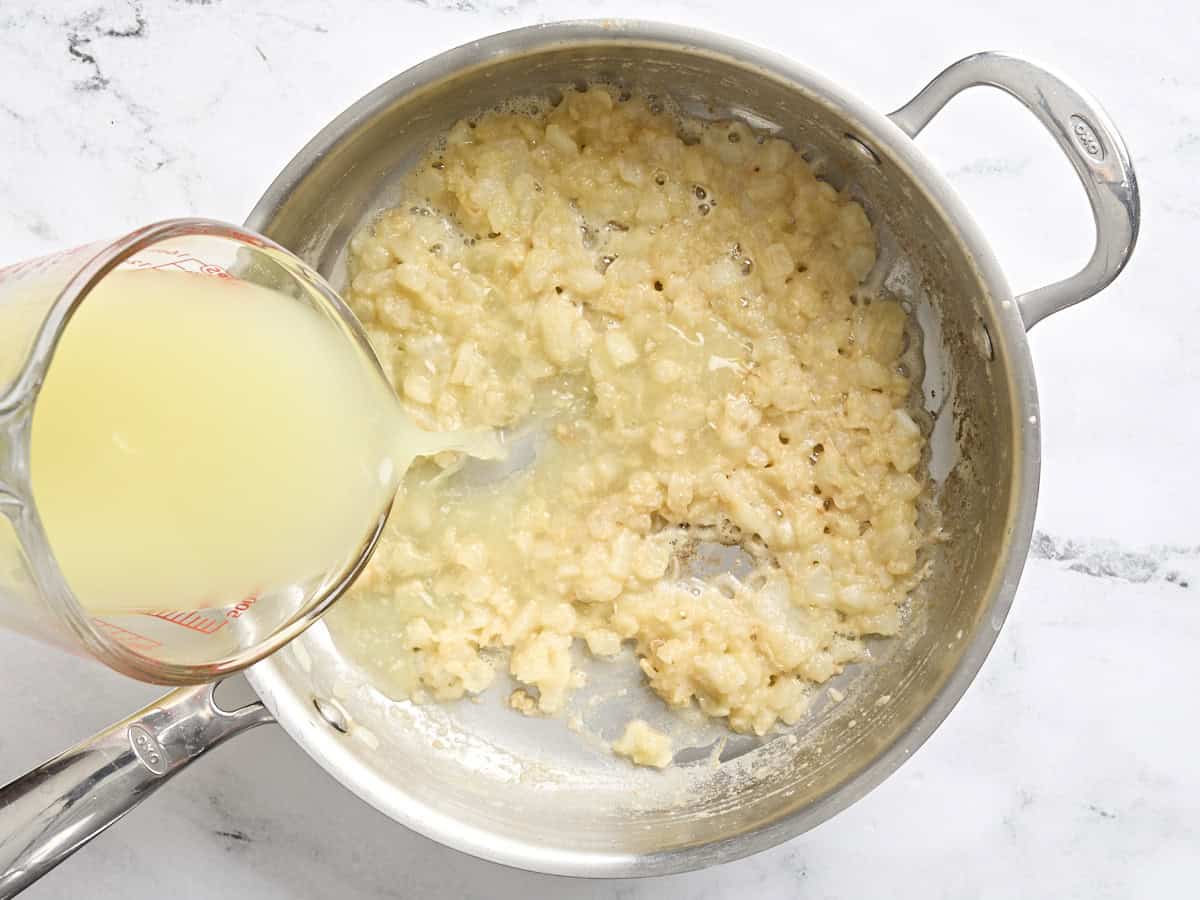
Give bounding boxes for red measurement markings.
[121,247,231,279]
[146,609,227,635]
[226,594,258,619]
[0,243,91,281]
[94,618,163,651]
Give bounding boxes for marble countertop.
[1,0,1196,897]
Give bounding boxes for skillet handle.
[888,52,1140,330]
[0,682,273,898]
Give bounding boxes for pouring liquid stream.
[28,269,502,616]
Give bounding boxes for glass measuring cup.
[0,219,392,684]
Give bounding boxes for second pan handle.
[889,52,1140,329]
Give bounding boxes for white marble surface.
[1,0,1197,897]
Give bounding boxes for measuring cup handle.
[0,682,272,898]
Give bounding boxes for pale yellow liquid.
[30,269,491,614]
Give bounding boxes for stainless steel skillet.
[0,20,1138,894]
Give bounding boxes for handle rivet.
[973,319,994,362]
[843,132,881,166]
[313,697,350,734]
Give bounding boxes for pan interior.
[247,32,1023,870]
